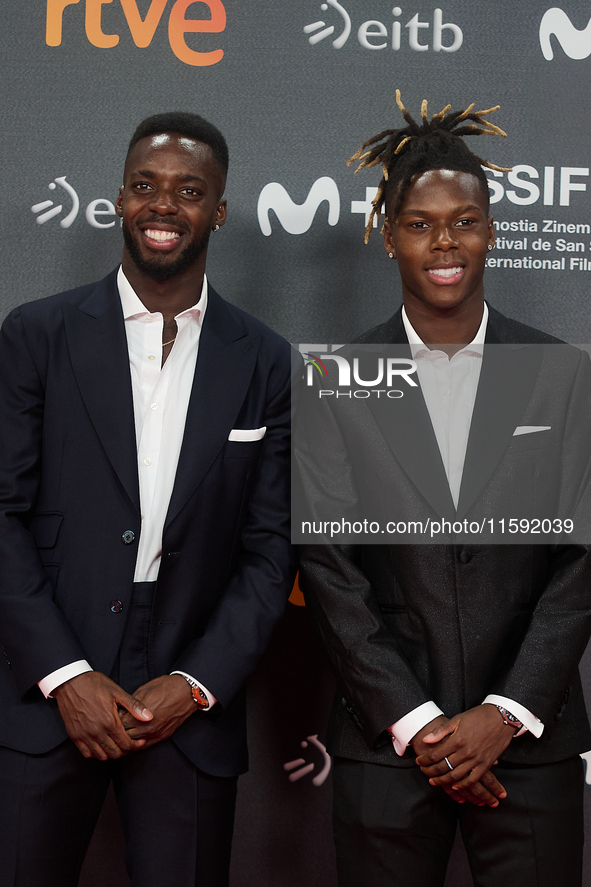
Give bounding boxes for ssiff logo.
[540,8,591,59]
[304,2,463,52]
[46,0,226,66]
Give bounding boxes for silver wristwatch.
[495,705,522,732]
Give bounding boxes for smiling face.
[116,132,227,283]
[383,169,494,324]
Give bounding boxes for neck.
[121,253,206,322]
[403,297,485,358]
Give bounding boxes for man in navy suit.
[0,112,296,887]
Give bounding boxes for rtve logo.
[304,1,462,53]
[540,8,591,59]
[46,0,226,66]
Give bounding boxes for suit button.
[110,600,123,613]
[121,530,135,544]
[459,550,472,564]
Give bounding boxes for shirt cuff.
[38,660,94,699]
[170,671,218,710]
[387,701,445,756]
[484,694,544,738]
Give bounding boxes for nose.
[432,224,458,250]
[148,188,178,215]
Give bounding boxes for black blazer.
[299,306,591,767]
[0,269,297,777]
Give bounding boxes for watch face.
[497,706,521,728]
[191,685,208,708]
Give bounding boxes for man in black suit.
[298,95,591,886]
[0,112,296,887]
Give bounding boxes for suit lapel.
[456,318,543,519]
[362,307,544,520]
[164,286,259,529]
[361,311,456,520]
[63,270,140,512]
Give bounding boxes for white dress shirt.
[38,268,216,707]
[388,304,543,755]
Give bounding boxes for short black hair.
[349,91,511,242]
[127,111,229,173]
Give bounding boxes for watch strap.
[180,675,209,709]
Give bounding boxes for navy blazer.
[299,306,591,767]
[0,269,297,777]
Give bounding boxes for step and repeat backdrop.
[4,2,591,885]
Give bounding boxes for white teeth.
[145,229,180,242]
[429,266,463,278]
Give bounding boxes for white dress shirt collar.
[117,265,208,322]
[401,301,488,357]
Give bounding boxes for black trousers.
[332,755,584,887]
[0,582,237,887]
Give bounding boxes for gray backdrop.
[3,1,591,884]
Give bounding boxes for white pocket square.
[228,426,267,442]
[513,425,551,436]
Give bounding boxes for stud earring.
[214,224,220,232]
[388,252,394,259]
[487,244,494,251]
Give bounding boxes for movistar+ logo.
[257,178,340,236]
[540,8,591,60]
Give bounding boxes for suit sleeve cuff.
[38,660,93,699]
[170,671,218,710]
[484,694,544,738]
[387,701,445,756]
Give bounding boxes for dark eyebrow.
[399,204,483,217]
[131,169,208,185]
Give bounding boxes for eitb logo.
[303,2,463,53]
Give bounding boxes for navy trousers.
[0,582,237,887]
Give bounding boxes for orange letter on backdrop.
[120,0,168,48]
[46,0,80,46]
[168,0,226,66]
[86,0,119,47]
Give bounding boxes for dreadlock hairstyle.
[348,90,511,243]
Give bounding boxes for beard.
[122,220,211,282]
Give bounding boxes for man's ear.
[487,215,495,250]
[115,186,124,217]
[215,199,227,229]
[383,219,396,259]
